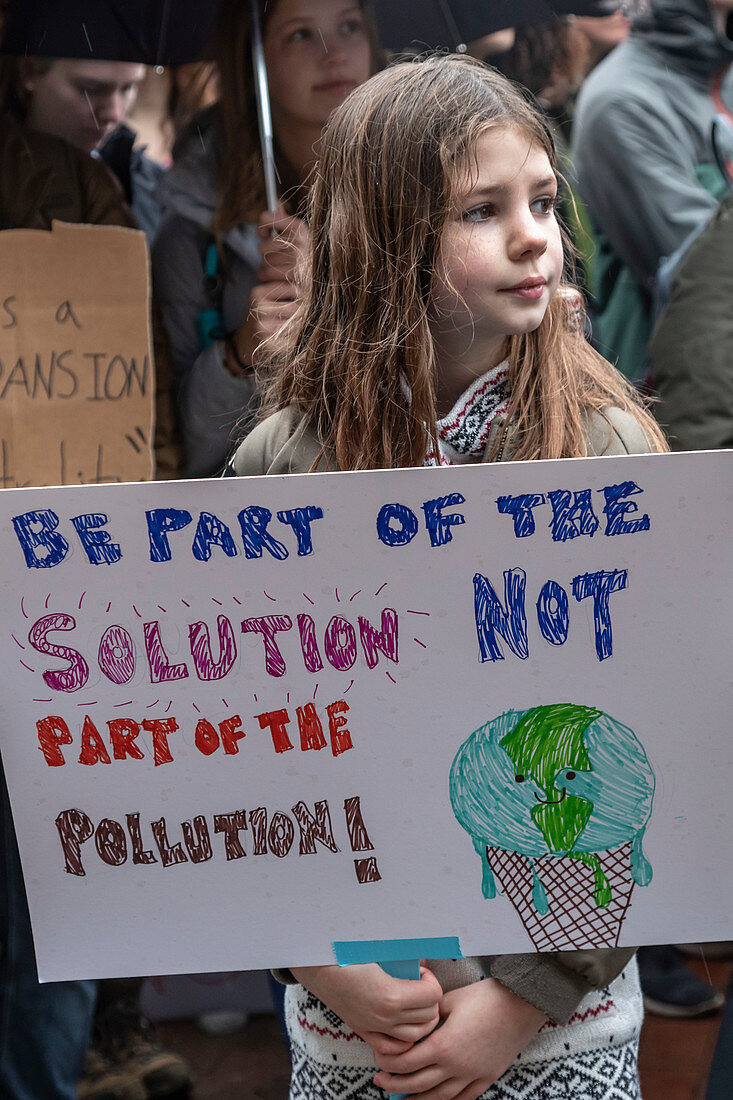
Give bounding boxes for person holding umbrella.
[152,0,381,478]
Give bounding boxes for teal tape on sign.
[332,936,463,966]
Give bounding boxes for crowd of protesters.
[0,0,732,1097]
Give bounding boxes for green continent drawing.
[449,704,655,921]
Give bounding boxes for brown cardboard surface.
[0,221,154,488]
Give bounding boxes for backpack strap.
[197,239,225,349]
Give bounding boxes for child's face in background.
[432,129,564,366]
[263,0,372,135]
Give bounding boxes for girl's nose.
[508,214,548,259]
[317,30,348,62]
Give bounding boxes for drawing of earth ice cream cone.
[450,704,655,951]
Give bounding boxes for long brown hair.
[264,55,666,469]
[206,0,382,233]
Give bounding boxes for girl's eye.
[341,18,364,36]
[463,203,495,223]
[531,195,556,215]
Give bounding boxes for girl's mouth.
[499,278,547,300]
[314,81,356,96]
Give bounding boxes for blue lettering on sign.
[238,506,289,560]
[536,580,569,646]
[276,506,324,556]
[496,493,546,537]
[572,569,628,660]
[376,503,419,548]
[192,512,238,562]
[422,493,466,548]
[12,509,69,569]
[473,569,529,663]
[146,509,193,563]
[70,513,122,566]
[602,482,651,536]
[547,489,599,543]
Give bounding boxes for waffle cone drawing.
[486,842,636,952]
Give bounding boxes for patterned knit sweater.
[286,960,642,1100]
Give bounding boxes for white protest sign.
[0,451,731,982]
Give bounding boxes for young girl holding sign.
[229,55,665,1100]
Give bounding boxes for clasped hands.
[291,962,547,1100]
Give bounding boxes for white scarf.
[425,359,511,466]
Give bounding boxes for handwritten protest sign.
[0,450,731,982]
[0,222,153,488]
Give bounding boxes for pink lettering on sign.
[98,625,135,685]
[143,622,189,684]
[323,616,357,672]
[189,616,236,680]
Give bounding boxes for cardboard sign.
[0,450,731,982]
[0,222,153,488]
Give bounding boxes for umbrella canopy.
[371,0,612,52]
[0,0,220,66]
[1,0,616,64]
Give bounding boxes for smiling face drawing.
[500,704,599,854]
[449,704,655,921]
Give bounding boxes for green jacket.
[231,403,653,1023]
[650,193,733,450]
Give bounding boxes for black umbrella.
[371,0,612,52]
[0,0,220,67]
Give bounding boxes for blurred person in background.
[0,56,164,243]
[572,0,733,382]
[152,0,381,478]
[649,191,733,451]
[573,6,631,65]
[0,113,154,1100]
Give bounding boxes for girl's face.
[432,128,564,359]
[263,0,372,133]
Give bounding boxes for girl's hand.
[225,279,298,374]
[291,963,442,1056]
[373,978,547,1099]
[257,205,309,285]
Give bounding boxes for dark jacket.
[649,193,733,449]
[0,115,136,231]
[152,110,260,478]
[98,122,166,246]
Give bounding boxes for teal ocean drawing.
[449,704,655,949]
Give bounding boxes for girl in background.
[152,0,380,477]
[230,56,665,1100]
